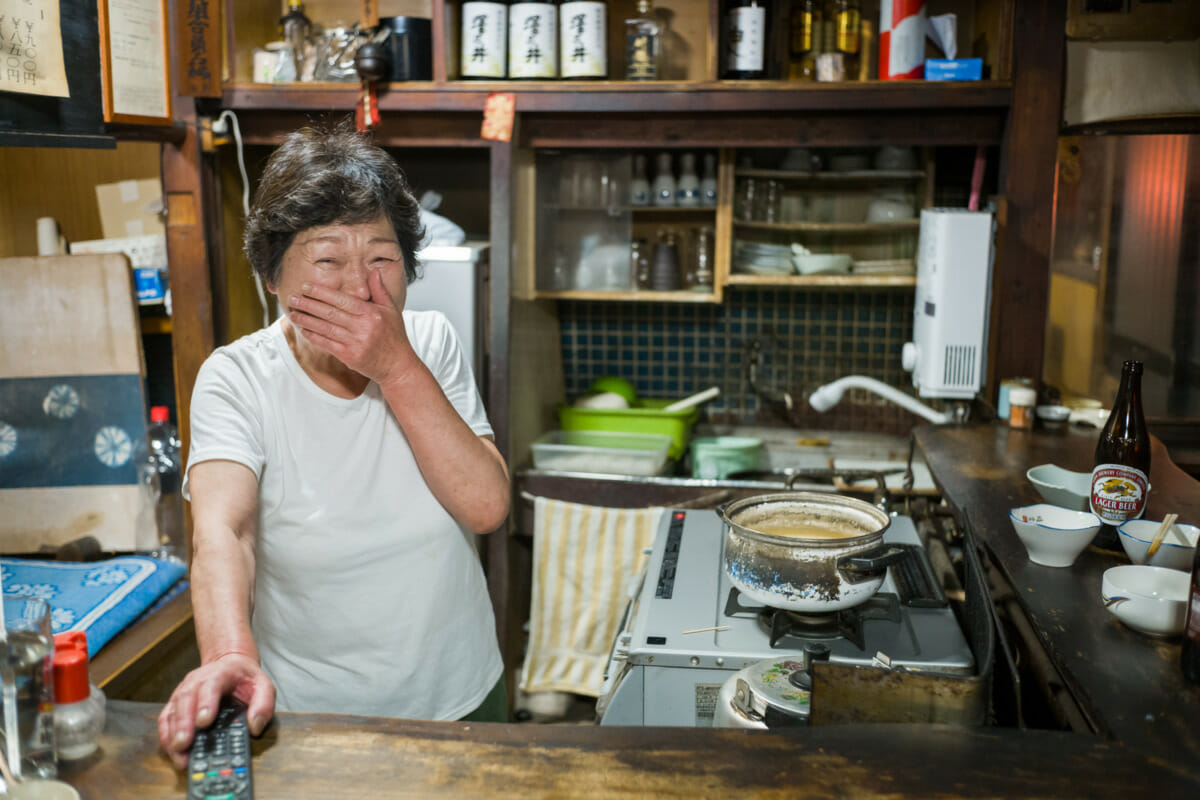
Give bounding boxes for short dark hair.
[243,125,424,287]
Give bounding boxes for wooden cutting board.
[0,254,156,553]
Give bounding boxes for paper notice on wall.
[0,0,70,98]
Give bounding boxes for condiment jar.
[1008,386,1036,430]
[52,632,105,761]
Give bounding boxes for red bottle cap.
[53,648,90,705]
[150,406,170,423]
[54,631,88,655]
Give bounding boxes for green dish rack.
[557,399,699,461]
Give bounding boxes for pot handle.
[837,544,910,576]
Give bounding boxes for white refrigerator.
[407,242,489,391]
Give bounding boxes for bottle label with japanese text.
[462,2,509,78]
[1089,464,1149,524]
[509,4,558,78]
[559,1,607,78]
[728,7,766,73]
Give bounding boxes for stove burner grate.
[724,588,902,651]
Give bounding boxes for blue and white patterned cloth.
[1,557,187,658]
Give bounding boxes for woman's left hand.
[288,269,418,385]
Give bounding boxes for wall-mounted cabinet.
[515,145,935,302]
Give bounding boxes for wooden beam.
[991,0,1067,396]
[162,98,216,563]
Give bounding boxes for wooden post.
[991,0,1067,396]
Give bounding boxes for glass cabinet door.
[535,150,633,293]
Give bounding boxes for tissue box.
[925,58,983,81]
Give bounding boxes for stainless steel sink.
[691,425,936,493]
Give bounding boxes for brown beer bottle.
[1183,542,1200,684]
[1089,360,1151,548]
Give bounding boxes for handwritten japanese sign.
[176,0,220,97]
[0,0,70,98]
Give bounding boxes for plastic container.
[531,430,673,476]
[690,437,764,479]
[558,399,699,460]
[52,632,105,761]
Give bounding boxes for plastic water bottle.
[147,406,185,562]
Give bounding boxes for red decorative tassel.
[356,80,381,132]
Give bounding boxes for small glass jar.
[631,239,652,289]
[1008,386,1037,430]
[690,226,715,292]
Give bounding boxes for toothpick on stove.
[681,625,731,635]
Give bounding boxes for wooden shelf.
[735,169,926,182]
[725,274,917,288]
[220,80,1013,114]
[734,220,920,233]
[546,205,716,214]
[632,206,718,214]
[535,289,720,303]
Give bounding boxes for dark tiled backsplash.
[559,287,937,434]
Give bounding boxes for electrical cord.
[214,109,272,328]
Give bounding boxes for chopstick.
[1146,513,1179,557]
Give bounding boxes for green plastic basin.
[557,399,699,460]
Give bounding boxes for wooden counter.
[59,700,1199,798]
[913,423,1200,764]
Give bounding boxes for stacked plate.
[733,241,793,276]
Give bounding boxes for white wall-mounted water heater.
[901,208,996,399]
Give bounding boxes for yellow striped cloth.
[520,497,664,697]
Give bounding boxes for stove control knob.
[804,642,831,663]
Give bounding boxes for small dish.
[1026,464,1091,512]
[1101,565,1190,637]
[1008,504,1101,567]
[1118,518,1199,571]
[1035,405,1071,430]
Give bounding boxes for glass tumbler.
[0,595,56,780]
[651,230,681,291]
[690,226,715,292]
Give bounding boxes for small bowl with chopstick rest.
[1008,504,1101,568]
[1101,565,1190,637]
[1118,517,1198,571]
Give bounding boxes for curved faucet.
[746,338,794,412]
[807,375,950,425]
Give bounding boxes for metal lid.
[730,658,812,725]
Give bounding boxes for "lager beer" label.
[1089,464,1149,524]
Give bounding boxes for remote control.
[187,699,254,800]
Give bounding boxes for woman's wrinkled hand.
[287,269,419,386]
[157,653,276,770]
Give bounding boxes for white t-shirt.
[183,311,503,720]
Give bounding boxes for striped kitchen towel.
[520,498,664,697]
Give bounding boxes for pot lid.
[730,658,812,724]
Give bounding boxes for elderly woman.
[157,127,510,768]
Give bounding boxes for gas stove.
[597,509,976,727]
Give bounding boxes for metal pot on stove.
[718,492,908,613]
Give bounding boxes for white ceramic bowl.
[1008,504,1101,567]
[1026,464,1091,512]
[865,197,914,223]
[1118,518,1199,570]
[1101,565,1190,637]
[792,253,851,275]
